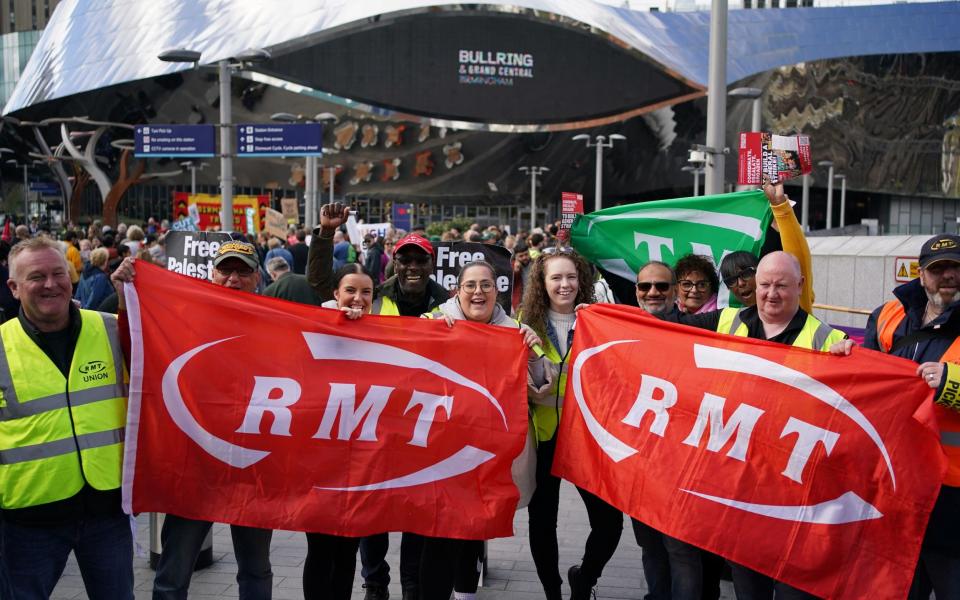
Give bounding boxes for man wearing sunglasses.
[635,261,680,318]
[631,261,705,599]
[307,203,448,600]
[110,242,275,599]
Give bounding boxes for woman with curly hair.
[674,253,719,314]
[521,246,624,600]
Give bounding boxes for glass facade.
[0,29,38,105]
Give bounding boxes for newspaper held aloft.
[737,132,812,185]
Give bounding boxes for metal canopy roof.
[5,0,960,120]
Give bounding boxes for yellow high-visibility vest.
[716,306,846,351]
[0,310,127,509]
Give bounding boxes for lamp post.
[270,112,338,229]
[703,0,728,196]
[179,161,206,195]
[728,87,762,133]
[835,174,847,228]
[518,166,549,231]
[159,47,271,232]
[818,160,834,230]
[6,159,30,221]
[571,134,625,212]
[681,165,704,197]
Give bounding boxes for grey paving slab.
[50,482,735,599]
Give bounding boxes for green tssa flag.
[570,190,772,281]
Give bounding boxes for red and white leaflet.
[738,132,813,185]
[560,192,584,232]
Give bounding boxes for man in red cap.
[306,202,448,600]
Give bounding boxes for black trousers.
[303,533,361,600]
[575,486,623,587]
[418,537,484,600]
[359,532,424,593]
[527,438,563,597]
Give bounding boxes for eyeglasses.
[459,281,495,293]
[678,279,711,292]
[722,267,756,288]
[396,254,431,266]
[541,246,574,256]
[215,265,255,277]
[636,281,672,293]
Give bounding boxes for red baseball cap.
[394,233,435,258]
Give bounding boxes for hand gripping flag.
[553,305,945,600]
[121,261,527,539]
[570,190,773,282]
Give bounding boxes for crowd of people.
[0,181,957,600]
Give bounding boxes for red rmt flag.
[121,261,527,539]
[552,305,945,599]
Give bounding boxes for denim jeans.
[0,512,133,600]
[631,519,702,600]
[359,531,423,593]
[153,514,273,600]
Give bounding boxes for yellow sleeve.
[936,362,960,412]
[771,202,814,313]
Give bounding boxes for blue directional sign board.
[134,125,216,158]
[236,123,323,157]
[29,181,60,196]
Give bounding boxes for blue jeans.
[631,519,702,600]
[153,514,273,600]
[0,512,133,600]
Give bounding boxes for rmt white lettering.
[236,381,452,447]
[620,374,840,483]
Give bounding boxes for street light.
[159,47,271,232]
[518,166,549,231]
[818,160,835,230]
[180,161,206,195]
[571,133,626,212]
[728,87,763,133]
[270,112,338,229]
[681,165,704,197]
[835,174,847,228]
[6,158,31,222]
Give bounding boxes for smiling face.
[212,257,261,293]
[755,252,803,325]
[544,256,579,314]
[921,261,960,308]
[457,264,498,322]
[334,272,375,313]
[635,263,676,316]
[9,247,73,332]
[394,247,433,296]
[677,269,712,313]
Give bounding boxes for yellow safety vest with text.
[716,307,846,351]
[0,310,128,509]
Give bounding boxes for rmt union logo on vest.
[79,360,109,382]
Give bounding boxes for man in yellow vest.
[673,251,846,599]
[307,203,447,600]
[111,241,274,600]
[835,234,960,599]
[0,237,131,599]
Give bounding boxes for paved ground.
[51,482,735,599]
